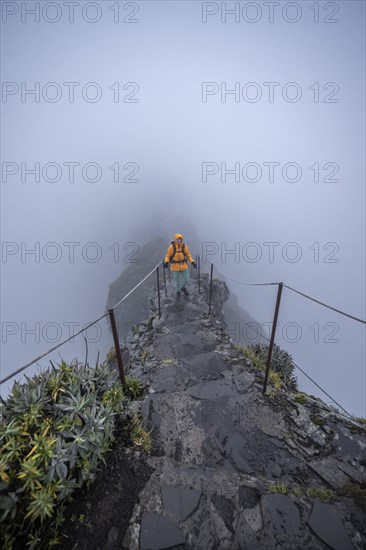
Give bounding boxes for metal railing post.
[108,308,127,391]
[263,282,283,394]
[156,266,161,318]
[162,260,167,296]
[198,254,201,294]
[208,262,213,316]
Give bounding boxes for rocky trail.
[60,273,366,550]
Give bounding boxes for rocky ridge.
[60,270,365,549]
[116,273,366,550]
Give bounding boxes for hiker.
[164,233,197,297]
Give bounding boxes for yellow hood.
[174,233,184,240]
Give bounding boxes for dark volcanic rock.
[308,502,353,550]
[161,485,201,521]
[187,378,238,400]
[140,512,186,549]
[264,493,301,536]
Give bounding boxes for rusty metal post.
[108,308,127,391]
[162,260,167,296]
[208,262,214,316]
[198,254,201,294]
[156,266,161,318]
[263,282,283,395]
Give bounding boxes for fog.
[1,1,365,416]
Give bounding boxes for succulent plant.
[247,343,298,390]
[0,357,139,549]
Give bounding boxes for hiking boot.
[181,287,189,296]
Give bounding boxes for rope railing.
[0,260,163,387]
[291,359,351,418]
[215,266,366,324]
[215,266,278,287]
[226,308,352,417]
[211,262,365,418]
[283,284,366,325]
[112,260,163,310]
[1,250,364,421]
[0,312,109,386]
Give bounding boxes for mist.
[1,1,365,416]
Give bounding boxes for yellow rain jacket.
[164,233,194,272]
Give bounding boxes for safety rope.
[0,261,163,386]
[1,253,364,421]
[283,284,366,325]
[0,312,109,385]
[214,266,365,324]
[291,360,352,417]
[215,266,277,286]
[111,260,162,310]
[226,307,353,417]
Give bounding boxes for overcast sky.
[1,1,365,416]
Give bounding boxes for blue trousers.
[172,269,189,292]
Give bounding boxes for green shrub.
[0,359,128,549]
[127,414,152,454]
[249,343,298,390]
[268,483,288,495]
[354,417,366,427]
[311,415,326,427]
[102,385,126,412]
[106,347,116,363]
[306,487,335,502]
[268,371,282,390]
[125,377,144,399]
[294,392,308,404]
[241,346,266,372]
